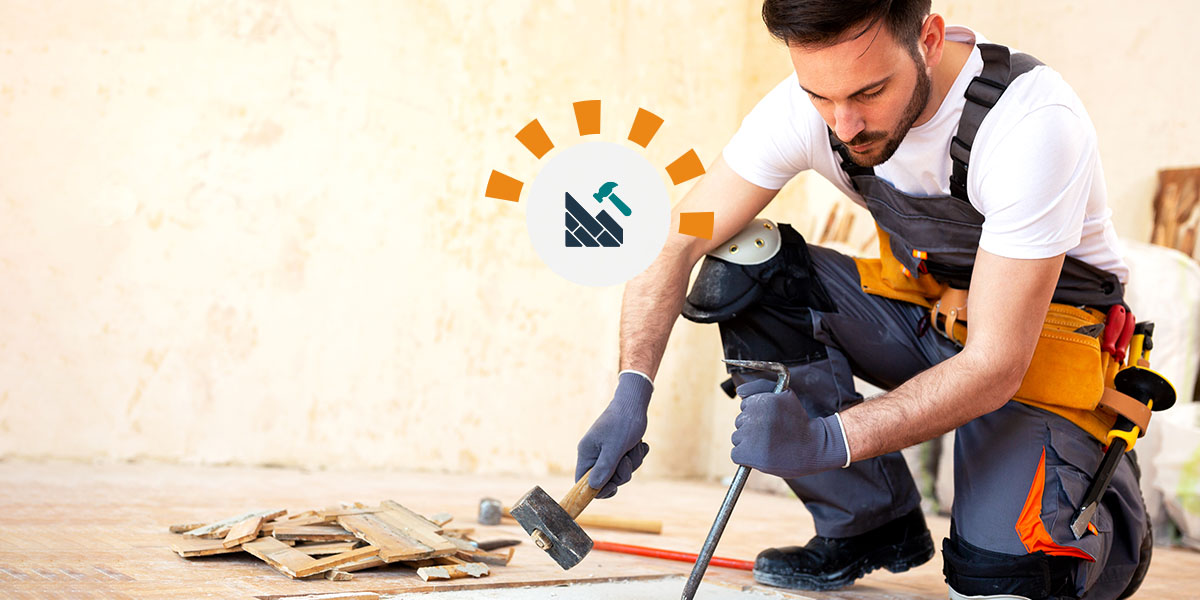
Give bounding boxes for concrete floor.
[0,460,1197,599]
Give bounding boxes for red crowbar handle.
[593,540,754,571]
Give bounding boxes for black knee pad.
[682,221,834,370]
[942,527,1080,599]
[1117,519,1152,599]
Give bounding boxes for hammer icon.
[510,468,602,570]
[593,182,632,217]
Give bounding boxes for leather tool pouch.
[857,241,1150,444]
[1015,305,1106,412]
[1011,305,1119,443]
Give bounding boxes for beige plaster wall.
[0,1,1194,482]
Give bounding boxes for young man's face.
[790,20,931,167]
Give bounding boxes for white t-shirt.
[723,26,1128,283]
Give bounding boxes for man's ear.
[918,13,946,70]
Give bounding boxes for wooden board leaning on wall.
[1152,167,1200,261]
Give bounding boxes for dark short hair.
[762,0,931,56]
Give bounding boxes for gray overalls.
[682,44,1148,599]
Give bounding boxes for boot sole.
[753,530,936,591]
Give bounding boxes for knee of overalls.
[681,219,836,367]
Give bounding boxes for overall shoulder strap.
[949,43,1044,202]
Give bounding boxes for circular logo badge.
[525,142,670,287]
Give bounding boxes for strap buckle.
[965,76,1006,108]
[930,288,970,347]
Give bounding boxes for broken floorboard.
[242,537,381,578]
[0,461,1195,598]
[337,508,457,562]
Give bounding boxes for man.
[573,2,1152,599]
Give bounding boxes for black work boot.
[753,507,935,591]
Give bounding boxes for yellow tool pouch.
[1011,305,1117,442]
[854,232,1146,444]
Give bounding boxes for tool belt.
[854,237,1154,446]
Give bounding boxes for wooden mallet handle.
[501,508,663,535]
[559,468,601,519]
[501,468,665,534]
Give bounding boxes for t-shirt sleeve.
[721,77,812,190]
[972,104,1096,260]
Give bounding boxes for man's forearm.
[840,250,1062,462]
[618,241,696,380]
[839,348,1024,461]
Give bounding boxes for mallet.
[510,468,602,570]
[477,497,502,525]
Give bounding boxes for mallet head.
[510,485,593,570]
[477,497,502,526]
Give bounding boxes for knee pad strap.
[942,531,1079,600]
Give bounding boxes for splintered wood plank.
[295,541,359,555]
[441,528,474,539]
[337,512,453,562]
[317,507,381,522]
[456,546,513,566]
[401,555,466,568]
[223,515,264,548]
[171,535,245,557]
[428,512,453,527]
[380,500,447,533]
[377,500,457,552]
[168,522,207,533]
[445,535,511,564]
[415,561,489,581]
[269,514,324,532]
[297,546,380,577]
[337,554,386,573]
[243,536,330,578]
[325,569,353,581]
[243,536,379,578]
[273,524,357,542]
[184,508,286,538]
[337,513,427,562]
[250,517,297,537]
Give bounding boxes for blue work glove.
[730,378,849,479]
[575,371,653,499]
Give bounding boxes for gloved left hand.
[730,378,849,479]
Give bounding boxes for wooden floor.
[0,461,1197,599]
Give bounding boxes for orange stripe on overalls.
[1015,448,1096,561]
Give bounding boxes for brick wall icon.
[564,192,623,248]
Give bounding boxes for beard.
[843,62,932,168]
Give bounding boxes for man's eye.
[860,88,885,99]
[807,93,829,103]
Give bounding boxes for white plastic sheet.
[1122,240,1200,406]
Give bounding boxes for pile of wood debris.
[168,500,513,581]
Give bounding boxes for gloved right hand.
[574,371,654,499]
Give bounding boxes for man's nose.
[833,104,865,143]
